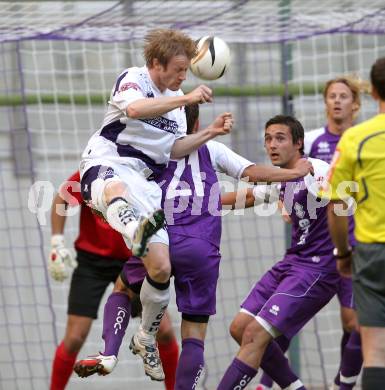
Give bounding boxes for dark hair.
[185,103,199,135]
[265,115,305,155]
[370,57,385,101]
[144,29,197,68]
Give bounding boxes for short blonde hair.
[144,29,197,68]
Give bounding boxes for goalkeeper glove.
[48,234,77,282]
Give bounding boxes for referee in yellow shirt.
[327,57,385,390]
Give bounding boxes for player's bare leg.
[360,326,385,389]
[51,315,93,389]
[220,316,306,390]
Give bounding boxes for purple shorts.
[170,233,220,316]
[120,233,220,316]
[241,259,339,339]
[121,257,147,290]
[336,275,355,309]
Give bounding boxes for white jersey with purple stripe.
[158,140,253,248]
[81,66,186,178]
[305,126,356,246]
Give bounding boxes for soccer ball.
[190,36,230,81]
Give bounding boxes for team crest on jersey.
[119,82,141,92]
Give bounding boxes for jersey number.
[166,151,204,199]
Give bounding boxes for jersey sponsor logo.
[298,218,310,245]
[140,116,179,134]
[119,82,141,93]
[312,256,320,263]
[98,168,115,179]
[269,304,280,316]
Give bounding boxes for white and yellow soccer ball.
[190,36,230,81]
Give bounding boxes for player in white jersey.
[79,28,233,381]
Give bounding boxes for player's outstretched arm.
[221,188,255,210]
[48,193,76,282]
[171,112,233,159]
[125,85,212,119]
[221,182,281,210]
[241,158,313,183]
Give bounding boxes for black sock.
[362,367,385,390]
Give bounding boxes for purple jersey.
[278,157,337,272]
[157,141,252,248]
[305,126,356,246]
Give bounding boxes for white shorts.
[79,157,168,246]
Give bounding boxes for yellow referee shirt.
[327,113,385,243]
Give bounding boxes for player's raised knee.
[147,262,171,283]
[104,181,128,204]
[229,319,245,344]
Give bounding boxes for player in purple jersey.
[74,106,314,387]
[305,78,363,390]
[255,77,364,390]
[218,115,342,390]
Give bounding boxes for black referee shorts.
[68,249,125,319]
[353,242,385,327]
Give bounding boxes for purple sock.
[175,338,204,390]
[334,330,351,386]
[260,336,290,388]
[339,331,363,390]
[261,340,305,389]
[217,357,257,390]
[102,292,131,356]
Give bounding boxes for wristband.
[333,247,352,259]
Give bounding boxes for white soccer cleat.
[129,332,165,381]
[132,209,165,257]
[73,354,117,378]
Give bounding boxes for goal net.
[1,1,385,389]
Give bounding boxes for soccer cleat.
[129,332,165,381]
[73,354,117,378]
[132,209,165,257]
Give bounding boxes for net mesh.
[1,1,385,389]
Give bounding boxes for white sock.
[106,199,138,243]
[284,379,305,390]
[139,277,170,339]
